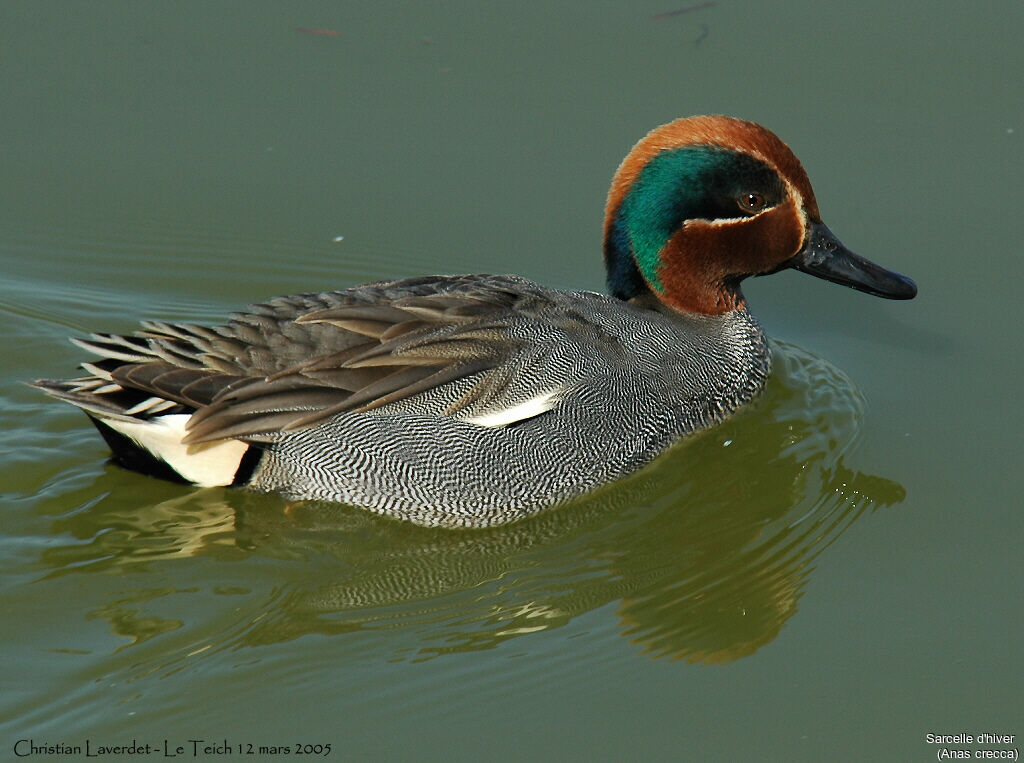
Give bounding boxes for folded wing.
[33,275,557,444]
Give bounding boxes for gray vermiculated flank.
[247,276,771,527]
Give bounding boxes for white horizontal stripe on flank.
[465,389,562,428]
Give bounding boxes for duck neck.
[604,212,653,303]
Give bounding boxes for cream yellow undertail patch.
[100,413,248,487]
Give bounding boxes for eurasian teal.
[34,116,916,527]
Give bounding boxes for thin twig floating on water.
[652,2,716,20]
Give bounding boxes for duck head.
[603,115,917,315]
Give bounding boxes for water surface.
[2,2,1020,760]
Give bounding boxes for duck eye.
[737,192,767,215]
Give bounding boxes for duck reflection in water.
[42,343,906,665]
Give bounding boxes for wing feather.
[35,275,559,443]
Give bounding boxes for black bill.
[784,221,917,300]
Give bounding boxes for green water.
[2,2,1020,760]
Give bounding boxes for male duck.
[34,116,916,528]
